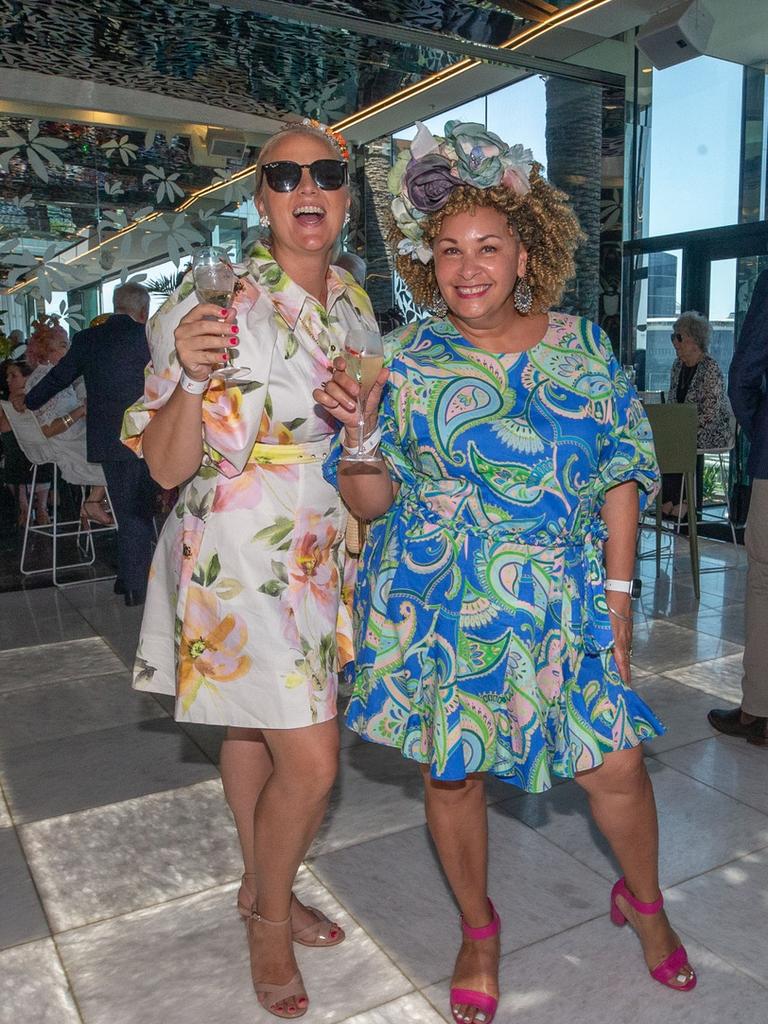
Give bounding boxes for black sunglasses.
[670,332,683,343]
[260,159,348,193]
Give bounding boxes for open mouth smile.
[455,284,491,298]
[293,205,326,223]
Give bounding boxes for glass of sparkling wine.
[192,247,249,380]
[341,326,384,463]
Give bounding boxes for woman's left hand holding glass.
[313,356,389,449]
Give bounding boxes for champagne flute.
[341,326,385,463]
[192,247,249,380]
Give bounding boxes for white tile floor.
[1,533,767,1024]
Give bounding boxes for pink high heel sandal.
[610,878,696,991]
[450,899,501,1024]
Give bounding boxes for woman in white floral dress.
[122,123,376,1020]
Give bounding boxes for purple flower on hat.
[403,155,459,213]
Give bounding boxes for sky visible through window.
[647,55,743,320]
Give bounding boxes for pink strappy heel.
[450,899,501,1024]
[610,878,696,991]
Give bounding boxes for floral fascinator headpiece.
[389,120,534,264]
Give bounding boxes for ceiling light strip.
[333,0,616,131]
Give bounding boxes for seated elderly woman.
[24,318,111,525]
[662,311,733,518]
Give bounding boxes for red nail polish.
[229,338,237,346]
[231,324,239,334]
[220,308,228,316]
[221,353,228,361]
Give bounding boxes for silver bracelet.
[342,425,382,455]
[179,369,210,395]
[607,604,632,622]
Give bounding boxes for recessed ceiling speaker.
[636,0,714,70]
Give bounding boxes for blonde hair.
[393,164,583,314]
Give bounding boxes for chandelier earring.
[431,288,448,318]
[513,275,533,315]
[260,214,270,229]
[343,211,350,227]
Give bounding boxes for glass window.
[487,75,547,172]
[646,56,743,235]
[708,258,737,381]
[627,249,682,393]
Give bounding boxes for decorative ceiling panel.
[0,0,493,123]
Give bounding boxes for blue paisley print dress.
[326,313,664,792]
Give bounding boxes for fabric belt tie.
[249,439,331,466]
[397,495,614,656]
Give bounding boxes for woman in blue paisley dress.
[317,122,696,1022]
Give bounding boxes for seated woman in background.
[662,311,732,518]
[25,318,112,526]
[0,359,52,525]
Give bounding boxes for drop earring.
[260,214,270,228]
[431,289,448,318]
[513,275,532,315]
[343,211,350,227]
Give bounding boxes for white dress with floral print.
[122,245,376,728]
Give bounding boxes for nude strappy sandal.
[247,910,308,1019]
[238,874,345,947]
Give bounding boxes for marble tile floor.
[2,536,767,1024]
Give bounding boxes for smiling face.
[256,131,349,266]
[433,206,527,327]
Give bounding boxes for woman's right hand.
[174,304,238,381]
[313,356,389,441]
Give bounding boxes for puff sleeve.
[121,276,278,478]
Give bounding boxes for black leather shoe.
[113,579,126,596]
[124,590,146,607]
[708,707,768,746]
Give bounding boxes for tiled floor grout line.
[0,780,87,1023]
[648,746,768,818]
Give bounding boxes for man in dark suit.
[709,269,768,746]
[27,283,157,605]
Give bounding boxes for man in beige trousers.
[709,269,768,746]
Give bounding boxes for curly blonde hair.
[393,163,583,315]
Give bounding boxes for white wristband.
[604,579,633,594]
[342,425,381,455]
[179,369,210,395]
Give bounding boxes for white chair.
[0,401,118,587]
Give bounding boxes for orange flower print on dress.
[178,585,251,712]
